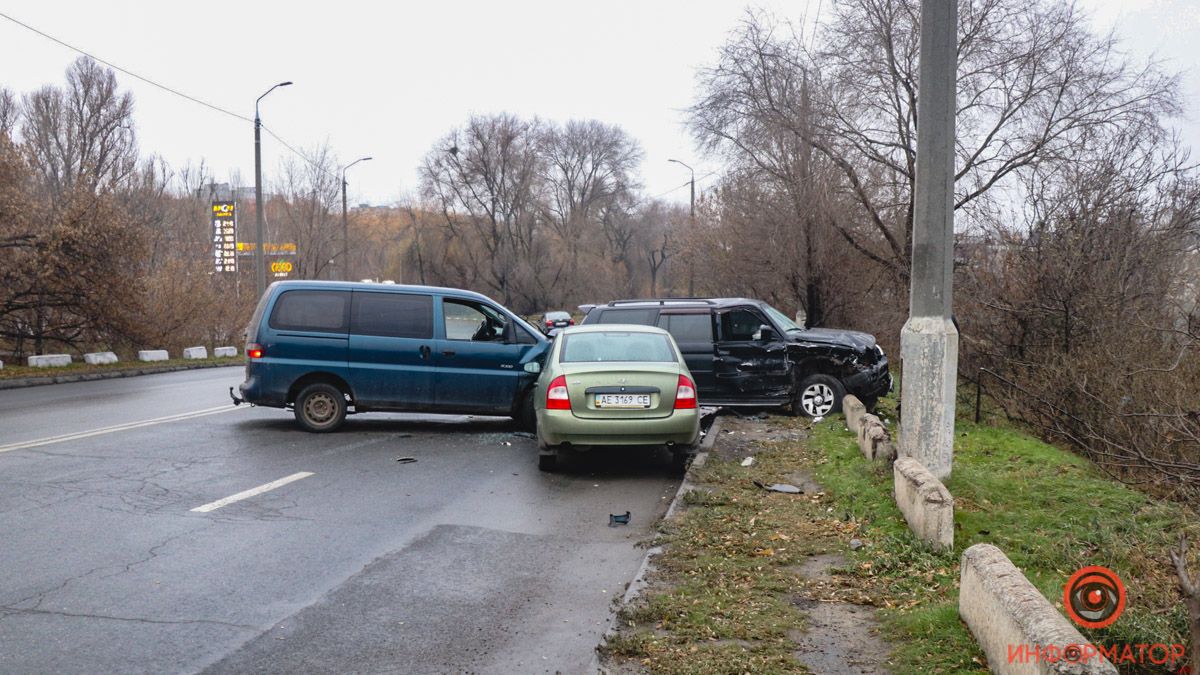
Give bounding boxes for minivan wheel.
[294,383,347,432]
[793,374,845,418]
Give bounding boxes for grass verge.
[603,397,1199,674]
[0,356,242,381]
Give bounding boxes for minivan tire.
[792,374,845,418]
[294,383,347,432]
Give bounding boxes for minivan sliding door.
[348,291,435,410]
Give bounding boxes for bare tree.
[690,3,1182,287]
[272,145,341,280]
[419,113,548,309]
[19,56,137,197]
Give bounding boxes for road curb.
[0,361,242,391]
[590,415,724,673]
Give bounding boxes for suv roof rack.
[606,298,716,306]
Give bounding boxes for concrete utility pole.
[254,81,292,298]
[668,159,696,296]
[342,156,372,281]
[899,0,958,479]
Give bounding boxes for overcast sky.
[0,0,1196,207]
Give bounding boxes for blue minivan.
[234,281,550,432]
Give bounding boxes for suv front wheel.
[792,374,845,418]
[294,383,348,432]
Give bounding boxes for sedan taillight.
[546,375,571,410]
[674,374,697,409]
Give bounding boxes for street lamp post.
[342,157,373,281]
[668,158,696,296]
[254,80,292,297]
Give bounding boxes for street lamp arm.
[256,81,293,117]
[668,158,694,178]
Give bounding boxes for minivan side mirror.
[757,325,777,342]
[523,361,541,374]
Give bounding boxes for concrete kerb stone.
[843,394,867,434]
[213,346,237,358]
[893,457,954,550]
[960,544,1118,674]
[182,346,208,360]
[857,413,895,463]
[27,354,71,368]
[138,350,169,362]
[83,351,119,365]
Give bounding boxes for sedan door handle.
[442,350,456,357]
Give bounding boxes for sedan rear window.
[560,332,676,363]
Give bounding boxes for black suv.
[579,298,891,417]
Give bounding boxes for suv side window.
[595,308,659,326]
[719,309,769,342]
[351,292,433,339]
[657,313,714,344]
[269,290,350,333]
[444,299,507,342]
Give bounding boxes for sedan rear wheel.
[794,374,845,418]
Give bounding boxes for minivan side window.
[656,313,714,344]
[268,290,350,333]
[720,309,769,342]
[351,292,433,339]
[444,299,507,342]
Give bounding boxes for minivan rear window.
[268,290,350,333]
[352,292,433,339]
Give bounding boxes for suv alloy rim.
[801,383,835,417]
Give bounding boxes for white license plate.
[595,393,651,408]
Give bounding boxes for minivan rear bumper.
[238,373,286,408]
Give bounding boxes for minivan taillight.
[546,375,571,410]
[674,374,697,409]
[247,343,264,359]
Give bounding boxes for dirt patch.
[790,553,893,674]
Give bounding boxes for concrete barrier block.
[960,544,1117,674]
[857,414,881,443]
[28,354,72,368]
[843,395,867,433]
[83,352,118,365]
[182,346,208,360]
[138,350,169,362]
[214,346,237,358]
[860,423,887,461]
[893,457,953,550]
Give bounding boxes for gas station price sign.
[211,201,237,273]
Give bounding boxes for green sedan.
[533,324,701,471]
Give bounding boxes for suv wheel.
[793,374,845,418]
[294,383,347,432]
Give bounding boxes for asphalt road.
[0,367,682,674]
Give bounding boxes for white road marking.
[0,405,246,454]
[190,472,315,513]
